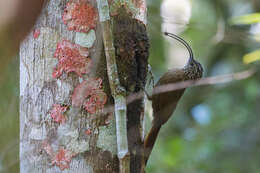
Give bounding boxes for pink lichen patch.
[71,80,89,107]
[50,104,68,124]
[52,148,73,170]
[42,142,75,171]
[72,78,102,107]
[62,0,98,33]
[84,89,107,114]
[86,77,103,90]
[33,28,40,39]
[53,40,92,78]
[72,78,107,114]
[85,129,92,135]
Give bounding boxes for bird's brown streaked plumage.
[152,69,186,126]
[144,32,203,164]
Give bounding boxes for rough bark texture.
[113,10,149,173]
[20,0,148,172]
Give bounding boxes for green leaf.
[229,13,260,25]
[243,50,260,64]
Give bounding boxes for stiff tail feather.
[144,124,161,164]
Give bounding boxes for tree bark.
[20,0,149,172]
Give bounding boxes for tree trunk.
[20,0,149,172]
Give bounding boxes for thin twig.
[102,68,255,114]
[152,68,256,96]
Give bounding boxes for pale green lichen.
[96,118,117,155]
[96,0,110,22]
[75,30,96,48]
[57,124,90,154]
[57,124,79,144]
[67,140,89,154]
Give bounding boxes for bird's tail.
[143,124,161,164]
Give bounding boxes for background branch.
[102,68,256,115]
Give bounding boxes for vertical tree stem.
[97,0,130,172]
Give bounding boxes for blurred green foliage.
[0,57,19,173]
[0,0,260,172]
[230,13,260,25]
[146,0,260,173]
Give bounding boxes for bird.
[144,32,203,164]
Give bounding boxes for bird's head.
[184,58,203,80]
